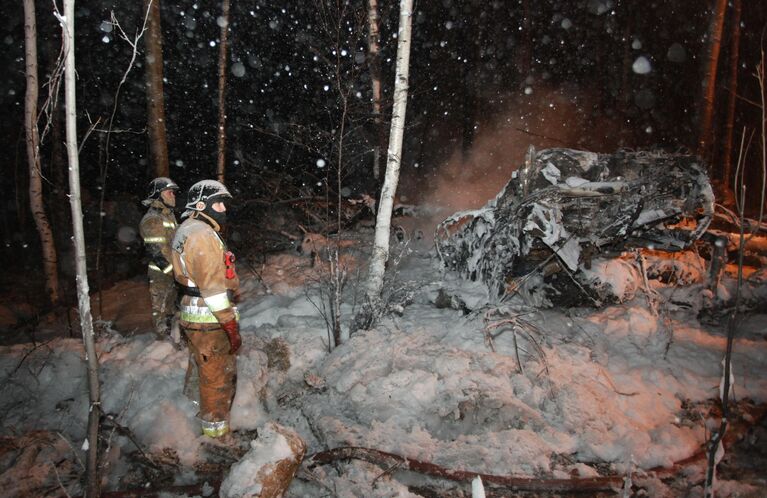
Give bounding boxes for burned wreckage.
[435,147,715,306]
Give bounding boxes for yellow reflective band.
[144,236,166,243]
[201,419,229,438]
[204,292,231,312]
[149,263,173,273]
[163,221,176,228]
[180,310,219,323]
[180,304,238,323]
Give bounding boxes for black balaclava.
[202,196,227,228]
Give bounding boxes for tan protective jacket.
[139,200,177,274]
[171,213,239,329]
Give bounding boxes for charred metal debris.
[436,147,715,306]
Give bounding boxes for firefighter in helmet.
[139,177,179,340]
[171,180,241,438]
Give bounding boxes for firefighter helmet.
[143,177,179,205]
[183,180,232,214]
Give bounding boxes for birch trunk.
[697,0,728,167]
[24,0,60,306]
[60,2,101,495]
[143,0,169,177]
[215,0,230,183]
[366,0,383,183]
[365,0,414,307]
[722,0,742,191]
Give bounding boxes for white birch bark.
[59,3,101,495]
[365,0,414,305]
[24,0,60,306]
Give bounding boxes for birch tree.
[697,0,728,167]
[366,0,383,184]
[58,2,102,495]
[24,0,60,306]
[360,0,414,330]
[215,0,231,183]
[143,0,170,177]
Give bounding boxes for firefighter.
[139,177,179,340]
[171,180,241,438]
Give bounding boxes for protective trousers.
[148,269,177,338]
[184,328,237,437]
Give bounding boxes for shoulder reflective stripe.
[179,255,189,278]
[204,292,231,312]
[163,221,176,228]
[148,263,162,271]
[144,236,166,243]
[162,263,173,274]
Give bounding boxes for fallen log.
[306,446,623,492]
[81,401,765,497]
[305,401,766,495]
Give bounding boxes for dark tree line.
[1,0,765,303]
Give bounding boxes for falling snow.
[0,1,765,494]
[632,56,652,74]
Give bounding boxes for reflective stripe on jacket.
[179,297,240,323]
[171,213,239,329]
[139,200,177,273]
[201,418,229,437]
[149,262,174,274]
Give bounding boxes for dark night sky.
[1,0,766,252]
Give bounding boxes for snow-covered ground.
[0,228,765,497]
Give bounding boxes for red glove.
[221,319,241,354]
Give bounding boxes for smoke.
[415,85,628,216]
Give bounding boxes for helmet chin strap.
[196,207,225,231]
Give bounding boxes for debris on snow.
[0,191,764,497]
[436,147,715,305]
